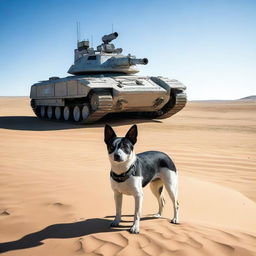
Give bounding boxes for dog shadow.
[0,218,120,253]
[0,215,163,253]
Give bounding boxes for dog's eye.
[120,143,130,153]
[121,144,128,150]
[109,145,115,152]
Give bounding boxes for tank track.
[31,88,186,123]
[30,92,113,123]
[157,90,187,119]
[30,99,40,117]
[135,89,187,119]
[80,92,113,123]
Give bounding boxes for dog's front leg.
[111,190,123,227]
[130,193,143,234]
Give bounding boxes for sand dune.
[0,97,255,255]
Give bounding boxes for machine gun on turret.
[102,32,118,44]
[97,32,123,53]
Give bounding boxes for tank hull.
[30,74,186,123]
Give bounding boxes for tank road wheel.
[47,106,53,119]
[73,106,81,122]
[82,104,90,121]
[55,106,62,120]
[40,106,46,118]
[63,106,71,121]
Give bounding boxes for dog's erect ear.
[125,124,138,145]
[104,124,117,144]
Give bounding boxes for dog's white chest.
[111,176,143,196]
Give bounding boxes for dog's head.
[104,124,138,163]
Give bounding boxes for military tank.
[30,32,187,123]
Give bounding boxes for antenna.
[91,35,93,48]
[76,21,81,43]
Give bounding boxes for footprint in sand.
[0,210,10,216]
[53,202,65,207]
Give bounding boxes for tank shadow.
[0,115,162,131]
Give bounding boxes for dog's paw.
[110,219,120,227]
[129,225,139,234]
[171,218,179,224]
[152,213,162,218]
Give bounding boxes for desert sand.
[0,97,255,256]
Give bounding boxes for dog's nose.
[114,154,121,161]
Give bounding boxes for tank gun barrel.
[130,58,148,65]
[102,32,118,44]
[111,57,148,67]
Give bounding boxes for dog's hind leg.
[161,169,179,224]
[150,178,165,217]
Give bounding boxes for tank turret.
[67,32,147,75]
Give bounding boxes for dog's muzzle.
[114,154,122,162]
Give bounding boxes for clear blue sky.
[0,0,255,99]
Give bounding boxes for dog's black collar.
[110,161,138,183]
